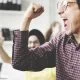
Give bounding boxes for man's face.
[28,35,40,48]
[57,0,80,35]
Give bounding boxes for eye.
[67,2,71,6]
[34,41,39,44]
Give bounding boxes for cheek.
[68,14,79,28]
[34,44,40,48]
[70,10,80,22]
[36,43,40,47]
[72,14,80,28]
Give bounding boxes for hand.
[20,3,44,31]
[24,3,44,20]
[0,32,4,47]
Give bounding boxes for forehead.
[67,0,76,1]
[58,0,76,2]
[28,35,39,41]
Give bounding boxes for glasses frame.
[57,0,77,11]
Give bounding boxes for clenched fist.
[24,3,44,19]
[21,3,44,31]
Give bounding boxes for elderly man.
[12,0,80,80]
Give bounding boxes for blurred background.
[0,0,64,80]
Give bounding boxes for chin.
[65,30,72,35]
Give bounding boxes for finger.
[32,3,44,13]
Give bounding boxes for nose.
[57,7,65,18]
[30,43,35,48]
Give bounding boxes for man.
[12,0,80,80]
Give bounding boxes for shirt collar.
[65,33,73,44]
[66,34,80,50]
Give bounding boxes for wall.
[0,0,50,35]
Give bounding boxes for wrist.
[20,17,32,31]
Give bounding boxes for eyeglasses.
[57,0,77,11]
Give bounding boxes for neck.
[73,31,80,44]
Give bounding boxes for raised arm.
[20,3,44,31]
[0,33,11,64]
[12,3,56,71]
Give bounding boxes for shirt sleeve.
[12,30,56,71]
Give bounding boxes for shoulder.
[50,32,66,44]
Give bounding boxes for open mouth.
[63,19,68,27]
